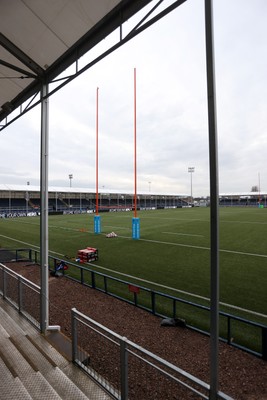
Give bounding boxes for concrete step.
[0,332,62,399]
[0,298,112,399]
[0,357,33,400]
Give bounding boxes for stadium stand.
[0,184,189,217]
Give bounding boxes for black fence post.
[227,316,231,345]
[53,258,57,272]
[134,292,138,306]
[80,268,84,285]
[262,327,267,360]
[91,271,95,289]
[104,276,107,293]
[173,299,176,318]
[151,291,155,315]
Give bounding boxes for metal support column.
[205,1,220,399]
[40,82,49,333]
[120,338,128,400]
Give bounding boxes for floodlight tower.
[258,172,261,207]
[68,174,73,210]
[188,167,195,204]
[69,174,73,187]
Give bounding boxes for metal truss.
[0,0,187,131]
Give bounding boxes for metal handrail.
[71,308,233,400]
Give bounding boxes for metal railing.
[55,256,267,360]
[0,263,40,329]
[3,248,267,359]
[0,250,265,397]
[71,308,233,400]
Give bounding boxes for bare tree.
[251,185,259,192]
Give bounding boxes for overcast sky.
[1,0,267,197]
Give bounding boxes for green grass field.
[1,207,267,324]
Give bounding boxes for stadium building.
[0,184,189,216]
[1,184,266,218]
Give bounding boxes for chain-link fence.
[0,263,40,329]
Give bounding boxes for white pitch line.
[0,234,40,249]
[75,260,266,320]
[104,225,131,231]
[0,234,69,257]
[119,235,267,259]
[1,234,266,319]
[8,218,262,255]
[1,233,265,319]
[2,227,267,260]
[219,302,267,319]
[221,220,267,225]
[220,248,267,258]
[45,224,267,259]
[163,232,204,237]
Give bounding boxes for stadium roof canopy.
[0,183,188,197]
[0,0,187,128]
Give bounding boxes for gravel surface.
[5,262,267,400]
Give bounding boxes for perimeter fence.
[1,248,267,360]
